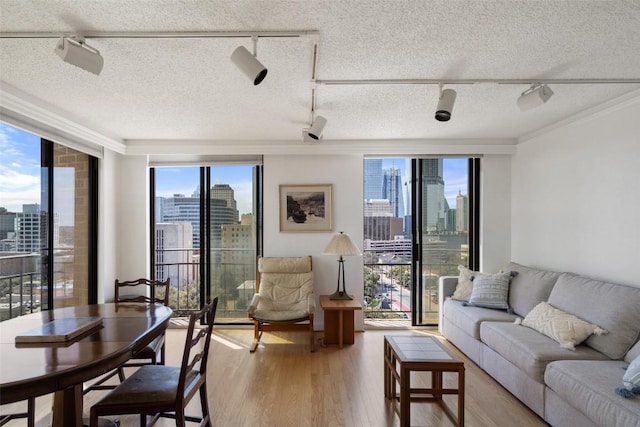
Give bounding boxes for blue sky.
[1,122,468,219]
[0,123,41,213]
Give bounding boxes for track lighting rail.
[0,30,320,39]
[316,78,640,85]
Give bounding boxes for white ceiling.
[1,0,640,147]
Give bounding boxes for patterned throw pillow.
[516,301,607,350]
[616,355,640,398]
[466,271,512,311]
[451,265,478,302]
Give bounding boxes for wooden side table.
[384,334,465,427]
[319,295,362,348]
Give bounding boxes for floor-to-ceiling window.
[0,122,98,320]
[151,160,262,322]
[363,157,479,326]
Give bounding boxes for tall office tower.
[160,193,200,247]
[211,184,238,220]
[364,159,383,200]
[155,222,193,286]
[421,159,446,232]
[404,177,412,238]
[383,167,405,218]
[155,197,165,223]
[363,199,403,240]
[15,204,44,252]
[363,199,392,216]
[456,191,469,232]
[0,208,17,240]
[221,214,255,283]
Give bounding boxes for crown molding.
[0,82,126,154]
[125,138,516,156]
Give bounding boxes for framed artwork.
[279,184,333,232]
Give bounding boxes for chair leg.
[27,397,34,427]
[117,366,126,382]
[199,383,212,427]
[249,321,262,353]
[309,322,315,352]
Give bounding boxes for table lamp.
[323,231,361,300]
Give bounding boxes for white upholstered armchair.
[248,256,315,352]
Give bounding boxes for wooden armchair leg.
[250,321,262,353]
[310,324,315,352]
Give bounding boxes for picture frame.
[279,184,333,232]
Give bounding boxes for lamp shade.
[323,231,361,256]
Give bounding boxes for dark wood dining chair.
[84,278,171,394]
[89,297,218,427]
[0,397,34,427]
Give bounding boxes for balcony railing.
[155,247,256,320]
[0,253,43,321]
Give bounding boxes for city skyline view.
[1,122,469,220]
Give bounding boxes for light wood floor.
[5,327,549,427]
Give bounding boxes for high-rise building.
[159,194,200,247]
[383,167,405,219]
[155,222,194,287]
[15,204,57,253]
[221,214,255,285]
[364,159,383,200]
[363,199,403,240]
[0,208,16,240]
[421,159,446,232]
[456,191,469,232]
[211,184,238,219]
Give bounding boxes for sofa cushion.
[548,274,640,360]
[467,271,512,311]
[443,298,517,339]
[480,321,609,382]
[451,265,478,302]
[545,360,640,427]
[626,340,640,364]
[518,301,607,350]
[505,262,561,317]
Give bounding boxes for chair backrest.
[178,297,218,397]
[256,256,313,310]
[115,278,170,305]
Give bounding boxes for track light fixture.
[435,85,457,122]
[54,36,104,75]
[517,83,554,111]
[303,115,327,141]
[230,36,268,85]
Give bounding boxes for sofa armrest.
[439,276,458,300]
[438,276,459,334]
[248,293,260,317]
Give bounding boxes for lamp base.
[329,290,353,300]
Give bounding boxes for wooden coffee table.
[384,334,465,426]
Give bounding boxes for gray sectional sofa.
[438,262,640,427]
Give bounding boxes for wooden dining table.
[0,302,173,427]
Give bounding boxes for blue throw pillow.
[465,271,513,312]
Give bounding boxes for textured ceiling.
[1,0,640,145]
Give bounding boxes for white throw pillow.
[516,301,607,350]
[451,265,478,302]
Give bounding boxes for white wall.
[114,155,150,286]
[480,155,512,272]
[511,96,640,287]
[98,148,120,303]
[264,154,365,331]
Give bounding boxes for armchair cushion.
[253,271,314,322]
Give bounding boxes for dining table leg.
[52,385,83,427]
